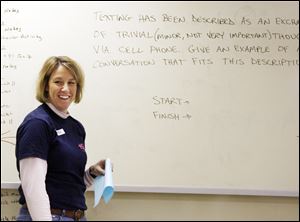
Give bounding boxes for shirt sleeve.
[20,157,52,221]
[17,119,53,161]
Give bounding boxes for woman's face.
[47,65,77,113]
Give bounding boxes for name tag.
[56,128,65,136]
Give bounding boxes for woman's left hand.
[89,159,106,176]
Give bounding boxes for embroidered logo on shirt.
[78,143,85,150]
[56,128,65,136]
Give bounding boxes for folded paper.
[94,158,114,207]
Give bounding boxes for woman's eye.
[54,81,63,85]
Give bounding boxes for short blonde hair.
[36,56,85,103]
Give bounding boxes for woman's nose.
[61,83,69,91]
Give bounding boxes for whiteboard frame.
[1,183,298,197]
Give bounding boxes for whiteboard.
[1,1,299,196]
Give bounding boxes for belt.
[50,208,85,221]
[23,204,85,221]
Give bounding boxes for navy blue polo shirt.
[15,103,87,210]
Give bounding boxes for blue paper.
[94,158,114,207]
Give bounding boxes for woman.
[15,56,106,221]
